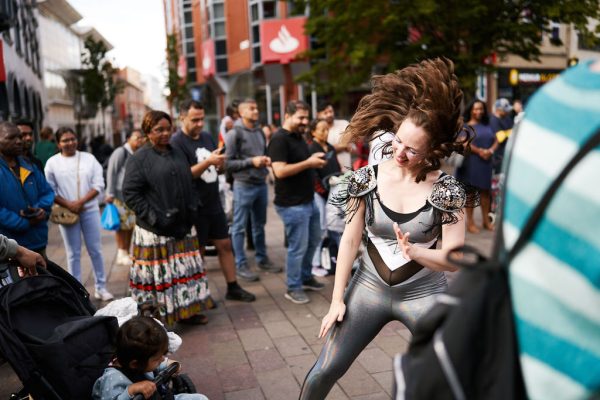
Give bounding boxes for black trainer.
[302,277,325,291]
[225,285,256,302]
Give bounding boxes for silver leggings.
[300,266,446,400]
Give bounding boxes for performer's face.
[392,118,428,169]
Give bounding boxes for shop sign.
[518,71,559,84]
[202,39,215,78]
[260,18,308,64]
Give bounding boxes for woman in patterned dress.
[123,110,213,326]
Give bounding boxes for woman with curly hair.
[300,58,478,399]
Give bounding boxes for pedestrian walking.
[268,100,327,305]
[0,122,54,257]
[123,110,214,326]
[171,99,256,302]
[300,58,477,398]
[45,127,114,301]
[105,128,146,266]
[225,98,280,282]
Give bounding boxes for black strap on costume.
[366,238,437,286]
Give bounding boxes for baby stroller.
[0,260,118,399]
[0,261,198,400]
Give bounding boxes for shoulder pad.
[346,165,377,197]
[429,175,466,212]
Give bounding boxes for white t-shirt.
[327,119,350,171]
[45,151,105,212]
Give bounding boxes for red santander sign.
[260,18,308,64]
[202,39,215,78]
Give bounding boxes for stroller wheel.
[172,373,197,394]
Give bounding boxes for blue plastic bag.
[101,203,120,231]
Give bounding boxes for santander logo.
[202,53,211,71]
[268,25,299,54]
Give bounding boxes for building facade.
[113,67,146,144]
[37,0,115,144]
[163,0,312,132]
[0,0,44,129]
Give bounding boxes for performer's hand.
[319,301,346,338]
[393,222,414,260]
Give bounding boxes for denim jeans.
[58,208,107,290]
[231,182,268,268]
[276,200,321,290]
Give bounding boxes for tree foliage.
[297,0,600,100]
[81,37,123,132]
[166,33,187,111]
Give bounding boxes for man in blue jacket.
[0,122,54,256]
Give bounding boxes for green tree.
[165,33,187,113]
[297,0,600,100]
[81,37,123,135]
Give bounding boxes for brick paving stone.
[255,305,288,324]
[224,387,265,400]
[211,340,249,371]
[283,308,320,329]
[371,371,394,396]
[218,363,260,392]
[296,324,325,346]
[373,335,409,358]
[285,354,317,384]
[351,392,391,400]
[256,368,301,400]
[357,348,393,373]
[338,363,385,397]
[327,384,351,400]
[237,327,275,351]
[247,348,287,372]
[264,320,298,339]
[273,335,313,358]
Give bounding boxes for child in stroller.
[93,316,207,400]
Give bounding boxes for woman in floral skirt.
[123,110,213,326]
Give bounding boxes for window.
[215,39,226,55]
[252,25,259,43]
[251,3,259,21]
[214,21,225,37]
[287,0,307,16]
[186,41,195,54]
[184,11,192,24]
[263,1,277,18]
[185,26,194,39]
[216,58,228,73]
[213,3,224,19]
[253,46,261,64]
[187,56,196,70]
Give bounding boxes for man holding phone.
[171,99,256,303]
[0,122,54,258]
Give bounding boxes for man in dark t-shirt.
[171,99,255,302]
[268,100,327,305]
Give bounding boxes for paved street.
[0,192,494,400]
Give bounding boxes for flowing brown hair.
[344,57,472,182]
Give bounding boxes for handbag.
[50,153,80,225]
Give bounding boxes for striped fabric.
[504,60,600,399]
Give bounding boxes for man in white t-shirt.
[317,102,351,172]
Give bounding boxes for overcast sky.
[69,0,167,85]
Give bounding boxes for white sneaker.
[94,288,114,301]
[116,250,132,266]
[311,266,328,277]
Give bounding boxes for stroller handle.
[131,362,181,400]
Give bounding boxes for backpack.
[393,126,600,400]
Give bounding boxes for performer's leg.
[300,269,391,399]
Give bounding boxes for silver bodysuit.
[300,165,471,400]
